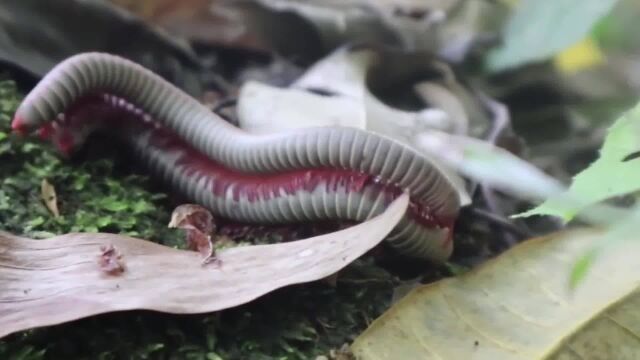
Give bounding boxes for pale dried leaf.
[253,0,455,53]
[352,228,640,359]
[237,81,365,133]
[40,178,60,218]
[0,194,408,338]
[416,130,564,201]
[414,81,468,135]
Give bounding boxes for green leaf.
[26,216,45,227]
[131,199,154,214]
[96,216,113,228]
[443,261,469,276]
[206,353,224,360]
[487,0,618,72]
[352,228,640,359]
[519,101,640,221]
[72,173,89,191]
[97,197,129,212]
[569,248,597,289]
[0,190,9,210]
[8,345,46,360]
[569,205,640,288]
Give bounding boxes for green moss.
[1,274,394,360]
[0,79,397,359]
[0,80,178,244]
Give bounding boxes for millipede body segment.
[12,53,461,262]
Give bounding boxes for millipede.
[12,53,461,263]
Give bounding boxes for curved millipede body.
[12,53,461,262]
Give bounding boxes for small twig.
[467,91,512,196]
[335,277,394,285]
[211,97,237,114]
[480,185,500,214]
[211,97,238,125]
[466,90,532,247]
[468,207,532,239]
[205,72,234,95]
[477,92,510,145]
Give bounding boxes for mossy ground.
[0,79,400,359]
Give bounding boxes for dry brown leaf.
[109,0,468,61]
[97,244,126,275]
[168,204,215,234]
[0,194,408,338]
[0,0,203,96]
[168,204,216,261]
[40,178,60,218]
[110,0,302,54]
[110,0,209,22]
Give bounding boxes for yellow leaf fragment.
[40,178,60,217]
[554,37,605,74]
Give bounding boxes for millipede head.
[11,116,29,136]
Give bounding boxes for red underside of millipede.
[11,94,455,247]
